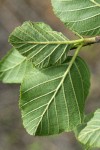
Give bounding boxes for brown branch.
[70,36,100,50]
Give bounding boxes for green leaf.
[78,109,100,148]
[9,21,71,68]
[0,48,33,83]
[75,113,94,150]
[75,113,94,137]
[20,56,90,136]
[51,0,100,36]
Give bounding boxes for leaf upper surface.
[20,56,90,136]
[9,21,70,68]
[51,0,100,36]
[0,49,33,83]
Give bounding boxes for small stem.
[30,36,100,46]
[63,44,83,78]
[84,37,96,43]
[31,39,83,45]
[70,36,100,50]
[52,44,83,102]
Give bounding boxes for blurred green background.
[0,0,100,150]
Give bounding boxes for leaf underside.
[78,109,100,148]
[75,113,94,150]
[51,0,100,36]
[9,21,70,68]
[20,56,90,136]
[0,48,33,83]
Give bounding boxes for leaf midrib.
[90,0,100,7]
[33,63,81,134]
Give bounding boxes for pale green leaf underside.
[20,56,90,136]
[9,21,70,68]
[78,109,100,148]
[75,113,94,150]
[0,49,33,83]
[51,0,100,36]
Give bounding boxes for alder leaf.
[51,0,100,36]
[20,56,90,136]
[78,109,100,149]
[75,113,94,150]
[0,48,33,83]
[9,21,71,68]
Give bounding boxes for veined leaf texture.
[51,0,100,36]
[20,57,90,135]
[9,21,70,68]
